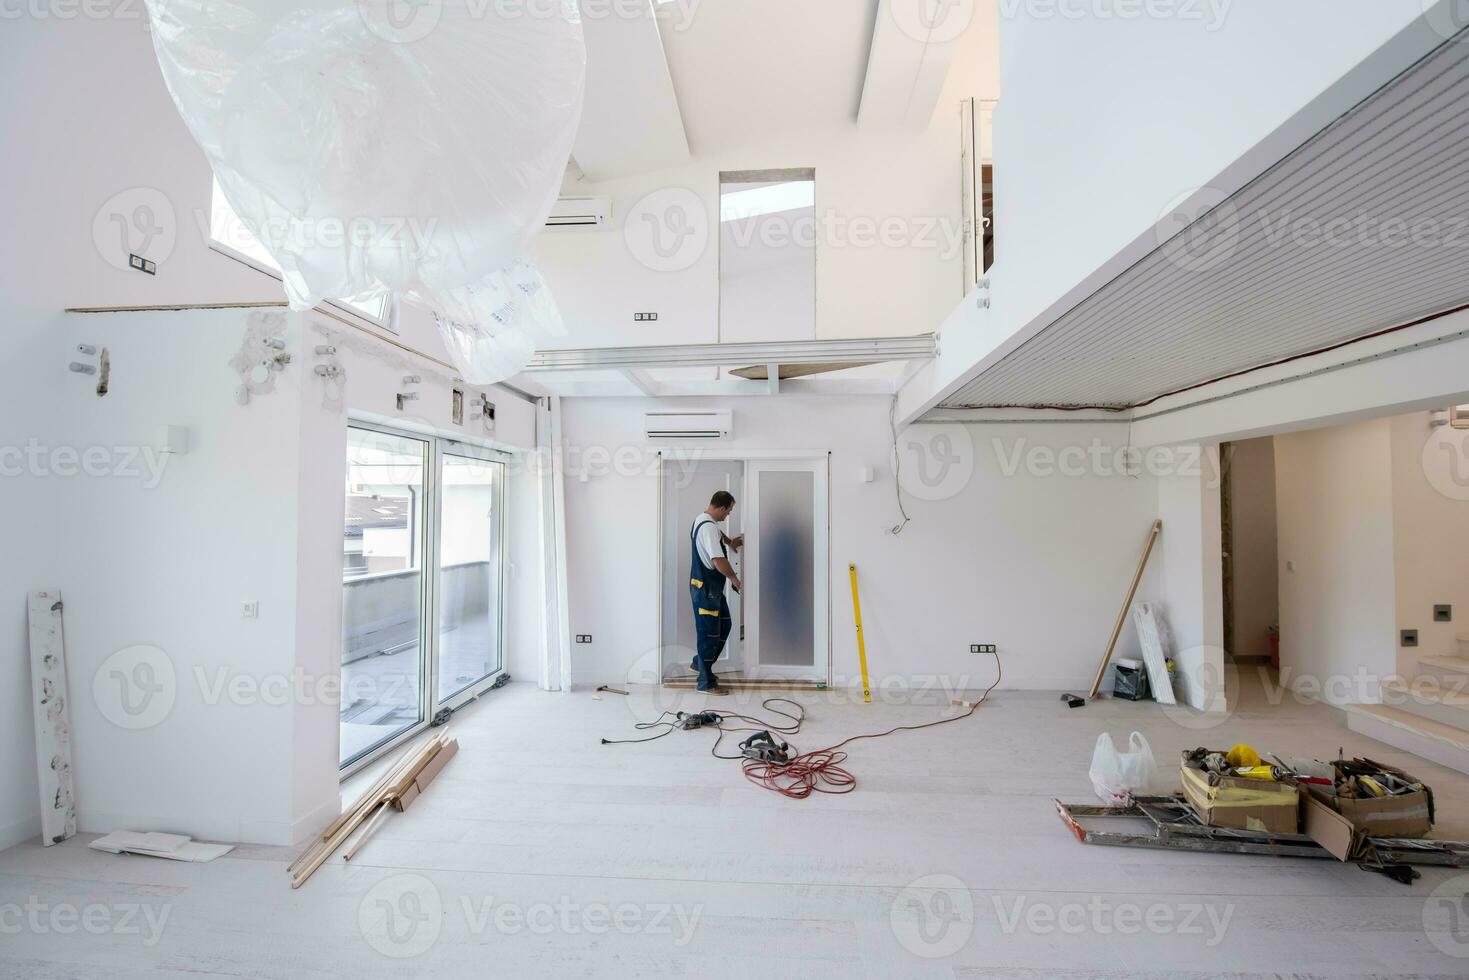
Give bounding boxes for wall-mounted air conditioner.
[644,410,733,440]
[545,196,611,228]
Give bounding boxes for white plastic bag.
[1089,731,1158,805]
[144,0,586,382]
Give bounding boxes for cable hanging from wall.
[887,396,913,535]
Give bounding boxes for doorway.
[1221,436,1279,666]
[658,452,829,684]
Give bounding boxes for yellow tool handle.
[849,563,871,703]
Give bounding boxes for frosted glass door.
[745,458,828,679]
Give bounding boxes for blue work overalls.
[689,517,732,691]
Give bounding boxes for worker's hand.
[729,534,745,552]
[730,576,743,594]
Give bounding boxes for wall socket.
[633,312,658,321]
[241,601,259,619]
[575,634,593,644]
[970,644,997,654]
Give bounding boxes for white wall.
[1390,411,1469,673]
[0,14,543,846]
[901,0,1438,421]
[27,306,542,846]
[533,16,1001,351]
[1156,450,1225,712]
[1228,437,1279,661]
[993,1,1426,345]
[560,397,1163,693]
[1274,418,1397,706]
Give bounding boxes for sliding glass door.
[434,447,505,707]
[340,423,506,772]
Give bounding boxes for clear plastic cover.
[145,0,585,382]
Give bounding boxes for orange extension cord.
[741,651,1002,799]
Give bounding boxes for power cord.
[888,396,912,535]
[600,655,1003,800]
[742,650,1002,798]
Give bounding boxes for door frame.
[340,419,512,779]
[431,438,510,712]
[655,449,831,687]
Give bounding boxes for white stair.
[1381,677,1469,729]
[1344,702,1469,775]
[1419,653,1469,683]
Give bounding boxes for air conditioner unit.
[644,410,733,440]
[545,196,611,228]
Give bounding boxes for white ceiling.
[940,32,1469,410]
[655,0,881,153]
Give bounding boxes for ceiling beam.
[526,335,936,372]
[857,0,969,129]
[570,0,690,181]
[620,368,662,396]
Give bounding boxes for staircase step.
[1455,634,1469,657]
[1344,703,1469,776]
[1382,678,1469,729]
[1417,654,1469,682]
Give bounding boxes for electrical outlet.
[633,312,658,322]
[241,601,259,619]
[970,644,980,654]
[970,643,997,654]
[1435,604,1452,622]
[1401,628,1419,648]
[128,253,157,275]
[575,634,592,644]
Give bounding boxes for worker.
[689,490,744,695]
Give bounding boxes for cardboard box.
[1304,759,1433,842]
[1180,751,1299,834]
[393,738,458,812]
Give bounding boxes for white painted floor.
[4,668,1469,978]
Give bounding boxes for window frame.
[207,181,398,333]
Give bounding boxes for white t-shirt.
[691,514,726,572]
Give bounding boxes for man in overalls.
[689,490,743,695]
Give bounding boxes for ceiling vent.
[644,410,733,440]
[546,196,611,228]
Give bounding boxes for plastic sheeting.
[145,0,585,382]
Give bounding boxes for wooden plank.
[28,590,76,846]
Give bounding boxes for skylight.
[720,181,816,223]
